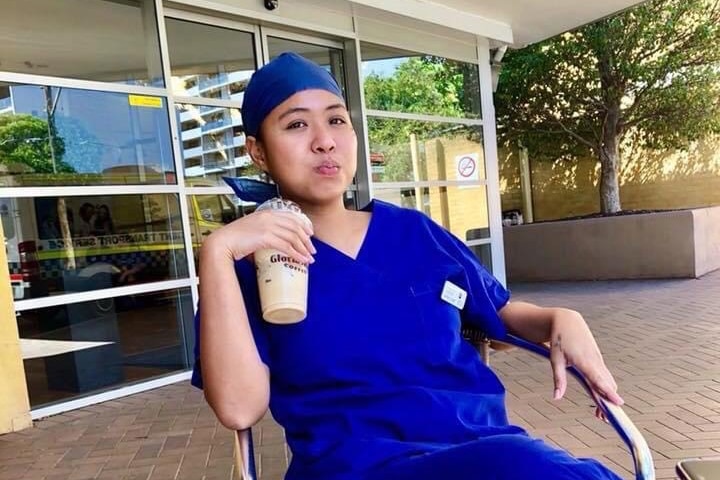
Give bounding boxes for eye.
[286,120,307,130]
[329,117,347,125]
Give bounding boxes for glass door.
[260,29,347,92]
[259,29,359,209]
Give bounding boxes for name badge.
[441,281,467,309]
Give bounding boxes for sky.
[362,57,407,78]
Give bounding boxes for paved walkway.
[2,270,720,480]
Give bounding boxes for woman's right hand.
[202,209,316,264]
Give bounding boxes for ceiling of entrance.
[354,0,648,47]
[0,0,649,83]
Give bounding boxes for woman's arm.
[498,301,624,406]
[198,209,316,431]
[199,241,270,431]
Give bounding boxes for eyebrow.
[278,103,347,120]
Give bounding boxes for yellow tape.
[37,243,184,261]
[128,95,163,108]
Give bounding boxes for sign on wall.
[455,153,480,182]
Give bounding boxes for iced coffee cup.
[254,198,311,324]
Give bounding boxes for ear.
[246,136,269,173]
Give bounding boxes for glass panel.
[177,104,260,184]
[468,243,493,273]
[166,18,256,100]
[2,194,188,301]
[361,43,481,119]
[0,84,175,187]
[187,188,357,266]
[187,193,254,262]
[267,37,346,95]
[0,0,163,86]
[374,185,489,242]
[368,119,485,183]
[18,287,193,407]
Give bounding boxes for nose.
[311,124,336,153]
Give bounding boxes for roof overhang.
[351,0,648,47]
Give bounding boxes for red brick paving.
[2,270,720,479]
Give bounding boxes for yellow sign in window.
[128,95,163,108]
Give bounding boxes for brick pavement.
[2,270,720,479]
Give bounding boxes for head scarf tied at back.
[240,51,344,139]
[225,52,345,203]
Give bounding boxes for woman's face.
[248,89,357,207]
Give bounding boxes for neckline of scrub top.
[310,199,378,264]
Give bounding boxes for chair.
[232,329,656,480]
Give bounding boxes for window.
[3,194,188,301]
[18,288,193,406]
[0,0,163,86]
[0,84,175,186]
[165,18,256,100]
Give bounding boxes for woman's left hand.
[549,309,624,408]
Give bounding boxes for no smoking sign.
[454,153,480,182]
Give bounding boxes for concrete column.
[0,221,32,434]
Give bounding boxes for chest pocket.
[406,264,467,360]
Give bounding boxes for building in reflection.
[175,72,253,182]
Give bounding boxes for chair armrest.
[491,333,656,480]
[233,429,257,480]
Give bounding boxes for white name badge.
[441,281,467,310]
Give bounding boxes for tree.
[495,0,720,213]
[364,57,469,181]
[0,114,70,173]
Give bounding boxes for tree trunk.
[598,137,621,214]
[597,53,623,214]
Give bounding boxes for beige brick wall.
[500,136,720,221]
[424,136,490,240]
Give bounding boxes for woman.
[92,204,114,235]
[193,52,624,480]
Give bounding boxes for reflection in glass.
[374,185,489,242]
[368,119,485,183]
[0,0,163,86]
[188,194,255,263]
[17,288,193,406]
[267,37,346,95]
[468,244,493,273]
[1,194,188,301]
[361,43,481,119]
[0,84,175,186]
[165,18,256,100]
[176,104,259,184]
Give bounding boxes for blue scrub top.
[192,200,520,478]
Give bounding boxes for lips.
[314,161,340,176]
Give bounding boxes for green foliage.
[495,0,720,160]
[364,57,466,118]
[364,57,478,181]
[0,114,73,173]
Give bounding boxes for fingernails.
[553,388,561,400]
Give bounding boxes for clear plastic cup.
[254,198,312,324]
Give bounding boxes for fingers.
[263,212,316,264]
[595,406,608,423]
[587,367,624,406]
[550,341,567,400]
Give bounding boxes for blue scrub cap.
[241,51,344,138]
